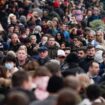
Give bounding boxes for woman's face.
[61,43,66,49]
[57,34,61,39]
[4,61,16,78]
[87,10,92,17]
[73,38,82,47]
[4,62,15,70]
[26,28,30,36]
[52,20,57,27]
[8,26,14,33]
[14,27,19,34]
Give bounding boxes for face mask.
[5,63,14,70]
[22,35,27,38]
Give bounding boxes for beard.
[97,39,103,43]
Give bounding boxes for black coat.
[48,45,59,59]
[79,56,94,72]
[7,88,36,103]
[37,56,51,65]
[8,42,21,52]
[62,63,84,77]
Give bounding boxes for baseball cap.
[57,49,66,57]
[38,46,48,52]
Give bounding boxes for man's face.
[87,48,96,57]
[17,50,27,61]
[48,38,55,46]
[57,56,65,63]
[77,50,85,59]
[87,34,94,42]
[11,34,18,43]
[42,37,48,43]
[31,36,37,44]
[96,32,103,42]
[39,50,48,59]
[8,26,14,33]
[90,62,99,75]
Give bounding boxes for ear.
[22,80,28,89]
[89,66,92,71]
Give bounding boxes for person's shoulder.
[46,56,51,61]
[30,99,48,105]
[61,63,69,71]
[30,100,40,105]
[78,66,84,72]
[16,88,36,102]
[100,62,105,66]
[30,95,57,105]
[80,98,91,105]
[79,57,87,64]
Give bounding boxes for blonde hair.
[76,73,92,89]
[7,51,16,58]
[18,45,27,53]
[64,76,80,92]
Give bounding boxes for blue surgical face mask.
[4,63,14,70]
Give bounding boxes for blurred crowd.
[0,0,105,105]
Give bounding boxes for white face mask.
[5,63,14,70]
[22,35,27,38]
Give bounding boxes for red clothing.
[53,0,60,8]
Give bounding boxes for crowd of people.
[0,0,105,105]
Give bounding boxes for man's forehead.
[92,62,99,66]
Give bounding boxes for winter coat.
[61,63,84,77]
[48,45,59,59]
